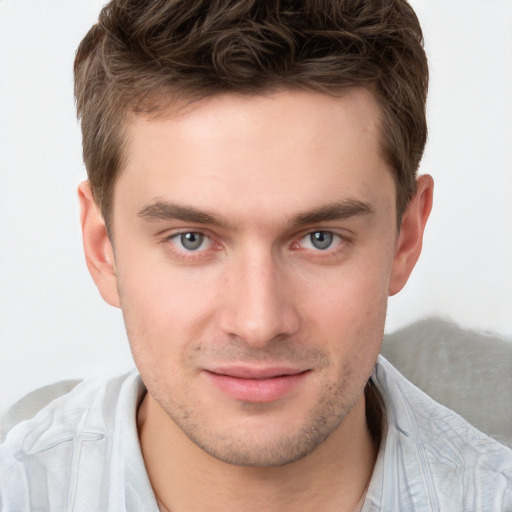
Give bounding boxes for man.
[1,0,511,510]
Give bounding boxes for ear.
[388,174,434,296]
[78,181,120,308]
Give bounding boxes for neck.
[138,392,378,512]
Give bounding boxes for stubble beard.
[152,367,363,467]
[119,283,375,468]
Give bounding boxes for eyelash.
[163,231,221,261]
[294,231,345,252]
[161,229,349,261]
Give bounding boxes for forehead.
[115,88,395,224]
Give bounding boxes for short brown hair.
[75,0,428,228]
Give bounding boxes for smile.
[203,367,311,403]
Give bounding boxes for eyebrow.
[138,201,233,228]
[137,197,375,228]
[290,198,375,226]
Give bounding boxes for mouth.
[203,366,311,402]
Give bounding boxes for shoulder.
[373,356,512,509]
[0,370,143,510]
[1,379,82,442]
[381,317,512,447]
[1,371,137,447]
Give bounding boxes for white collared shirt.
[1,356,511,511]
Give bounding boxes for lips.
[203,366,310,402]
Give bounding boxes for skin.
[79,88,433,511]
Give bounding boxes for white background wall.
[1,0,511,411]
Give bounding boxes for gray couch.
[382,317,512,448]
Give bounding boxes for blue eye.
[299,231,342,251]
[309,231,333,250]
[173,232,207,251]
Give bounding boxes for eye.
[171,232,210,252]
[300,231,342,251]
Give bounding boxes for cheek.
[115,255,222,359]
[297,256,390,358]
[305,253,390,316]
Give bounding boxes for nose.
[219,249,300,348]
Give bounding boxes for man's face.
[108,89,399,465]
